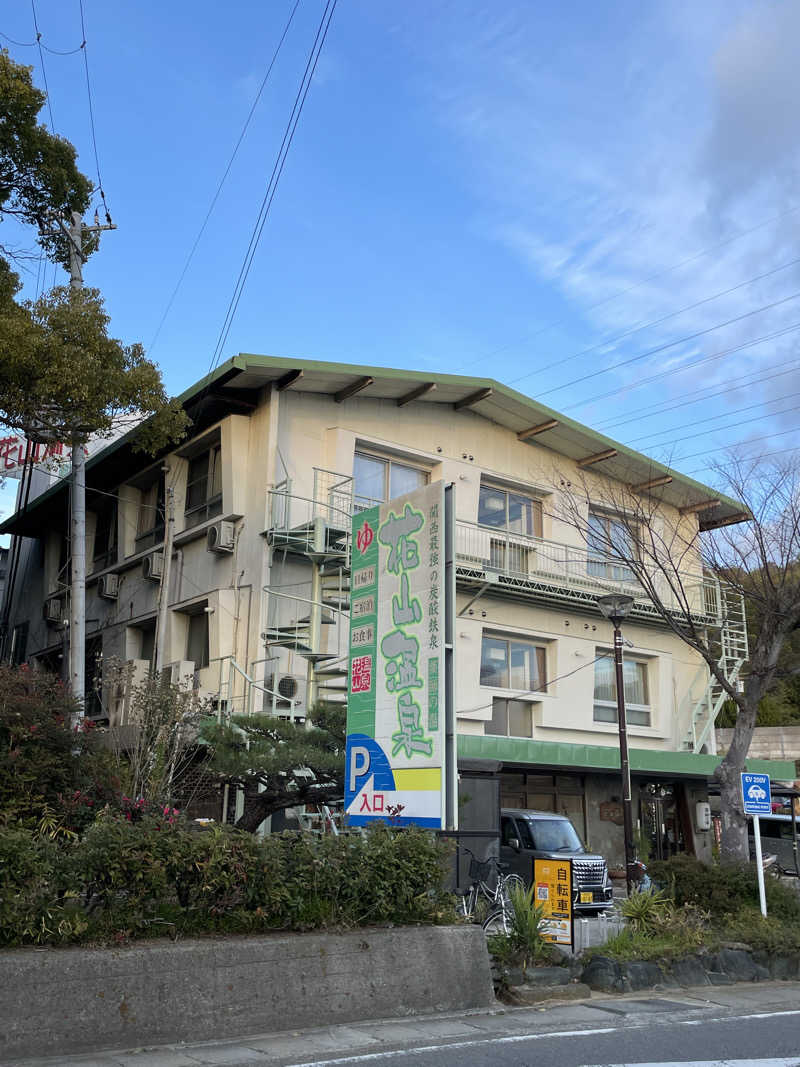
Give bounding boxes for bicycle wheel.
[482,904,512,936]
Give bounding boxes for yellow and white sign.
[534,858,573,948]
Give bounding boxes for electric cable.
[77,0,111,220]
[595,357,800,433]
[452,202,800,376]
[205,0,339,383]
[507,254,800,388]
[29,0,54,129]
[562,317,800,416]
[534,288,800,404]
[457,654,611,718]
[625,392,800,451]
[0,28,84,53]
[148,0,302,356]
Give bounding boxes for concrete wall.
[716,726,800,765]
[0,925,495,1061]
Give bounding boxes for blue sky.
[3,0,800,521]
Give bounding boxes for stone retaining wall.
[0,925,495,1061]
[582,947,800,993]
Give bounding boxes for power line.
[148,0,302,356]
[506,255,800,388]
[0,28,84,52]
[594,357,800,433]
[661,422,800,467]
[78,0,111,221]
[30,0,54,129]
[632,397,800,454]
[685,442,800,478]
[452,202,800,376]
[562,317,800,416]
[536,288,800,405]
[625,391,800,450]
[206,0,339,382]
[457,654,609,718]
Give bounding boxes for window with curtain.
[478,484,542,536]
[185,444,222,527]
[353,451,427,508]
[135,476,165,550]
[587,509,636,582]
[480,634,547,691]
[593,652,651,725]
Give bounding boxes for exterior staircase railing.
[683,576,748,753]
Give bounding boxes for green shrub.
[649,854,800,922]
[507,883,550,965]
[618,887,673,934]
[0,816,452,946]
[718,912,800,954]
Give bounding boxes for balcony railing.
[453,518,717,619]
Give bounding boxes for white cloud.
[398,0,800,468]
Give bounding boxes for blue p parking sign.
[741,772,771,816]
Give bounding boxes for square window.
[480,634,546,692]
[593,651,651,726]
[353,451,428,509]
[486,697,534,738]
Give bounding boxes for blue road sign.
[741,772,771,816]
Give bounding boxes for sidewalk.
[8,980,800,1067]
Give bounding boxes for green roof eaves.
[456,733,795,780]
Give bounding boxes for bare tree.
[556,454,800,863]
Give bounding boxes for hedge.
[0,817,454,947]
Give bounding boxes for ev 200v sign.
[741,772,771,816]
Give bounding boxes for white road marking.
[583,1061,800,1067]
[284,1008,800,1067]
[284,1026,618,1066]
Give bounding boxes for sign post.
[533,858,573,950]
[741,771,771,918]
[345,481,453,829]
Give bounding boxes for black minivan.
[500,808,613,912]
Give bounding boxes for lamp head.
[597,593,635,628]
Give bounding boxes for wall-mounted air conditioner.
[160,660,196,688]
[98,573,120,600]
[43,596,63,624]
[207,520,235,554]
[142,551,164,581]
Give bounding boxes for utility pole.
[54,210,116,714]
[154,482,175,676]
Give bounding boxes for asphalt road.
[284,1009,800,1067]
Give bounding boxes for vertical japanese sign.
[345,481,446,828]
[533,858,573,948]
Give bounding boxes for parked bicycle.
[457,848,525,934]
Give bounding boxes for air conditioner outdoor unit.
[207,520,235,554]
[43,597,62,624]
[142,551,164,581]
[160,660,196,688]
[265,673,305,717]
[98,573,120,600]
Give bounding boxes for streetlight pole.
[597,594,636,896]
